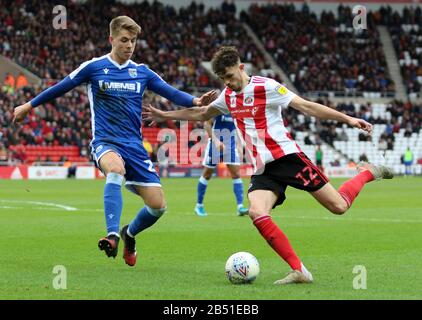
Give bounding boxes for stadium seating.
[7,145,89,164]
[383,6,422,97]
[0,1,420,174]
[241,3,395,97]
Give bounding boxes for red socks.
[338,170,374,208]
[253,215,302,271]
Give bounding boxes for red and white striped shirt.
[211,76,302,170]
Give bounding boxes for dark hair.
[211,46,240,76]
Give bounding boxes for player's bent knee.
[107,165,125,176]
[202,170,213,180]
[330,202,348,215]
[248,207,265,220]
[146,205,167,217]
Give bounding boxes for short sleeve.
[266,79,296,109]
[210,89,230,114]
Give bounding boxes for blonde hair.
[109,16,141,37]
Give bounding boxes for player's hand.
[194,90,218,106]
[348,117,373,134]
[13,102,32,124]
[143,104,166,126]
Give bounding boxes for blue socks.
[233,178,244,206]
[197,176,208,205]
[128,206,166,237]
[197,176,244,207]
[104,172,166,238]
[104,173,124,236]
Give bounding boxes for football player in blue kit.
[13,16,217,266]
[195,114,249,216]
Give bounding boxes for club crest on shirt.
[128,68,137,78]
[244,96,254,106]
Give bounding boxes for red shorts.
[248,152,329,208]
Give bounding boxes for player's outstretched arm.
[13,76,78,124]
[289,96,373,134]
[143,104,222,126]
[148,72,218,107]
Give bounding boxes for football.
[225,252,260,284]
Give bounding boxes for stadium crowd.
[0,0,264,90]
[240,3,395,96]
[1,1,421,165]
[2,76,421,165]
[378,6,422,96]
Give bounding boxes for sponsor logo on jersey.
[230,96,237,108]
[95,145,103,153]
[98,80,141,93]
[251,106,259,117]
[221,115,234,123]
[128,68,137,78]
[275,85,288,95]
[103,68,109,74]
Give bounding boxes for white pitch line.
[0,200,77,211]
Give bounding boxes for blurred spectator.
[330,156,341,167]
[3,73,15,94]
[62,156,76,178]
[403,147,414,176]
[15,73,28,89]
[4,73,15,87]
[315,145,324,172]
[304,135,313,145]
[222,0,236,14]
[359,153,369,162]
[387,138,394,150]
[11,145,27,163]
[337,129,349,141]
[359,132,371,142]
[0,144,8,162]
[378,137,388,151]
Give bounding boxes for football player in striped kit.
[144,46,394,284]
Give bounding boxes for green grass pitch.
[0,177,421,299]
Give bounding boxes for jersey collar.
[107,54,131,69]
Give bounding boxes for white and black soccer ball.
[225,252,260,284]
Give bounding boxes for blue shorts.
[202,138,240,168]
[91,140,161,194]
